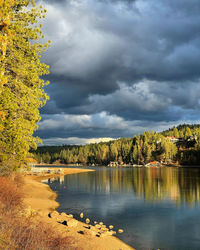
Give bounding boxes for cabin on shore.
[166,136,179,143]
[108,161,119,167]
[145,161,161,167]
[166,136,197,144]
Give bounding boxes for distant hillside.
[32,124,200,166]
[162,124,200,136]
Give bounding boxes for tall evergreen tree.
[173,127,179,138]
[133,145,138,163]
[184,127,192,139]
[0,0,50,170]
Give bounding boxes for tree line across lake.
[32,124,200,166]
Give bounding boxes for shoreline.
[23,168,133,250]
[24,168,95,213]
[34,163,200,168]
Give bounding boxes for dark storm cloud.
[38,125,128,139]
[36,0,200,143]
[42,0,200,84]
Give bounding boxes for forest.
[32,124,200,166]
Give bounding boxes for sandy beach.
[23,168,133,250]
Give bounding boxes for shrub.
[0,176,73,249]
[0,176,23,213]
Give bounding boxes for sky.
[36,0,200,145]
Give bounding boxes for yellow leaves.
[0,111,5,120]
[0,41,7,57]
[0,21,8,32]
[1,77,7,86]
[32,0,36,7]
[2,19,11,27]
[0,0,15,8]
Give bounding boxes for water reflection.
[47,167,200,206]
[132,167,200,206]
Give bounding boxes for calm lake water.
[44,166,200,250]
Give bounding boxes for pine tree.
[179,130,184,138]
[144,142,152,163]
[0,0,50,170]
[184,127,192,139]
[173,127,179,138]
[133,145,138,163]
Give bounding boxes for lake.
[44,166,200,249]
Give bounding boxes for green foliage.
[0,0,50,169]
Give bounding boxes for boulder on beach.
[50,211,59,220]
[95,224,101,229]
[67,218,78,227]
[67,214,73,218]
[60,212,68,218]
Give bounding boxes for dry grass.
[0,215,72,250]
[0,175,73,250]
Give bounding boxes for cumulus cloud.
[37,112,135,139]
[39,112,129,131]
[41,137,115,145]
